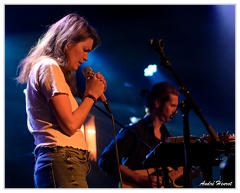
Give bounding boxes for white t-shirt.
[26,58,88,154]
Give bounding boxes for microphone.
[169,111,177,119]
[149,39,165,51]
[82,66,107,102]
[150,39,170,68]
[169,101,183,119]
[82,66,111,113]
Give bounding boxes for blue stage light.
[144,64,157,77]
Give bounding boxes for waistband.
[35,146,90,158]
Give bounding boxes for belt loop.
[85,151,90,159]
[56,146,63,152]
[53,146,58,152]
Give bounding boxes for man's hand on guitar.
[130,173,163,188]
[120,166,163,188]
[148,175,163,188]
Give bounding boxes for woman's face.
[65,38,93,71]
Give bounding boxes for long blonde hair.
[16,13,101,94]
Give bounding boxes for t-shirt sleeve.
[37,61,69,102]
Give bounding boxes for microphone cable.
[105,103,123,188]
[79,93,123,188]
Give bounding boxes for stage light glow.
[129,116,140,123]
[81,114,97,162]
[144,64,157,76]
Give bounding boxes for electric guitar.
[121,166,201,188]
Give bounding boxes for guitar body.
[121,166,200,188]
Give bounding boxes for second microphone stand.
[150,39,220,187]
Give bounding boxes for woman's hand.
[84,72,107,99]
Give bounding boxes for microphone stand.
[150,39,220,187]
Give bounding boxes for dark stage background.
[5,5,235,188]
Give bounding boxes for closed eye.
[83,48,91,52]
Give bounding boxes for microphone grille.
[82,66,94,79]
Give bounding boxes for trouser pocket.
[34,163,56,188]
